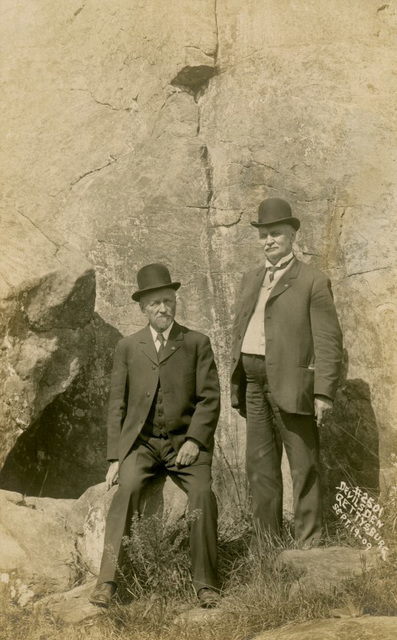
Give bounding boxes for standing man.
[90,263,221,608]
[230,197,343,548]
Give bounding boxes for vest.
[141,382,168,438]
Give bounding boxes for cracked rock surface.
[1,1,396,508]
[0,209,120,496]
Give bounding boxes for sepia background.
[0,0,396,602]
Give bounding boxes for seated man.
[90,263,221,609]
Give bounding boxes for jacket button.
[146,392,150,397]
[152,365,156,370]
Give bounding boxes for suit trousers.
[97,435,219,592]
[242,354,322,546]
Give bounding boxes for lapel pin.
[171,346,176,350]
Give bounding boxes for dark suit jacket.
[230,259,343,416]
[106,321,220,465]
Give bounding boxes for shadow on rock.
[321,352,380,521]
[0,313,121,498]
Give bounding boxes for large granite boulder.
[0,310,120,498]
[0,214,119,497]
[1,0,396,511]
[0,211,95,468]
[0,490,77,605]
[71,480,188,576]
[0,180,121,497]
[0,480,187,605]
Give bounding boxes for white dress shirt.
[241,253,295,356]
[149,322,174,352]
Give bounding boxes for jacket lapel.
[266,258,301,304]
[244,265,267,315]
[159,321,182,363]
[139,325,158,365]
[140,322,184,365]
[235,266,267,338]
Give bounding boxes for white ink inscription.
[333,481,388,554]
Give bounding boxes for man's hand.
[176,440,200,467]
[314,396,333,427]
[105,461,119,490]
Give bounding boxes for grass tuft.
[1,480,396,639]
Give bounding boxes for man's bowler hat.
[132,263,181,301]
[251,197,300,230]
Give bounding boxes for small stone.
[173,607,225,626]
[40,581,106,625]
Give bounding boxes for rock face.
[0,482,187,605]
[0,490,77,604]
[0,153,120,497]
[255,617,397,640]
[69,484,117,576]
[71,480,188,575]
[1,0,396,509]
[0,219,120,496]
[0,310,120,498]
[0,213,95,466]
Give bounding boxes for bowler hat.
[131,263,181,301]
[251,197,300,230]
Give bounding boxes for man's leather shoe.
[89,582,116,608]
[197,588,221,609]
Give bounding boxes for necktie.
[156,332,165,360]
[268,266,277,283]
[267,256,294,283]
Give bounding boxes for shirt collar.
[265,252,294,269]
[149,321,174,344]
